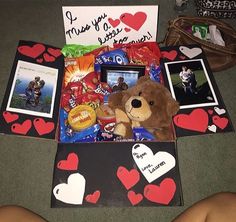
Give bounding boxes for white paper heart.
[214,107,226,115]
[208,124,217,133]
[132,143,176,183]
[53,173,86,205]
[179,46,202,59]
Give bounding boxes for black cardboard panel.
[0,40,64,139]
[51,141,183,207]
[160,45,234,137]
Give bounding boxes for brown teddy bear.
[108,76,179,141]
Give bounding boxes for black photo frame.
[100,64,145,92]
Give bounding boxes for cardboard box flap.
[51,141,183,207]
[160,45,234,138]
[0,40,64,140]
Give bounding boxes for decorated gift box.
[0,5,234,207]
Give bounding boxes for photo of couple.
[7,61,58,117]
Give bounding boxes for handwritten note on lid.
[62,5,158,46]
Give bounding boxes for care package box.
[0,5,233,207]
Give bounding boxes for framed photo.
[6,60,58,118]
[164,59,218,109]
[101,64,145,92]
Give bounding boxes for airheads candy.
[68,105,96,131]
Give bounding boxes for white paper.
[62,5,158,46]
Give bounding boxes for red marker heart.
[85,190,101,204]
[3,111,19,123]
[18,43,45,59]
[144,178,176,205]
[212,115,228,130]
[120,12,147,31]
[43,53,55,62]
[161,50,178,61]
[124,27,131,32]
[116,166,140,190]
[173,108,209,133]
[127,190,143,206]
[11,119,32,135]
[57,153,79,171]
[108,18,120,28]
[47,48,61,58]
[33,118,54,136]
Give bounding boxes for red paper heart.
[11,119,32,135]
[3,111,19,123]
[47,48,61,58]
[120,12,147,31]
[57,153,79,171]
[212,115,228,130]
[161,50,178,61]
[173,108,208,132]
[208,109,213,115]
[36,58,43,63]
[127,190,143,206]
[18,43,45,59]
[124,27,131,32]
[144,178,176,205]
[179,55,186,60]
[43,53,55,62]
[117,166,140,190]
[108,18,120,28]
[33,118,54,135]
[85,190,101,204]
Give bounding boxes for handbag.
[163,16,236,72]
[195,0,236,19]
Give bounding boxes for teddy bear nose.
[131,99,142,108]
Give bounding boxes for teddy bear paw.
[113,123,127,137]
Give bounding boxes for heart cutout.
[43,53,55,62]
[36,58,43,63]
[3,111,19,123]
[57,153,79,171]
[53,173,86,205]
[208,109,213,115]
[214,107,226,115]
[127,191,143,206]
[85,190,101,204]
[132,144,176,183]
[179,46,202,59]
[144,178,176,205]
[108,18,120,28]
[173,108,209,132]
[47,48,61,58]
[212,115,228,130]
[116,166,140,190]
[18,43,45,59]
[161,50,178,61]
[33,118,54,136]
[11,119,32,135]
[208,124,217,133]
[120,12,147,31]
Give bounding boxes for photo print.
[6,60,58,118]
[164,59,218,109]
[101,65,145,92]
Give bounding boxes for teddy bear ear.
[108,91,125,110]
[137,75,150,85]
[167,98,180,117]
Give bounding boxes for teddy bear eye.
[149,101,154,106]
[138,92,142,96]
